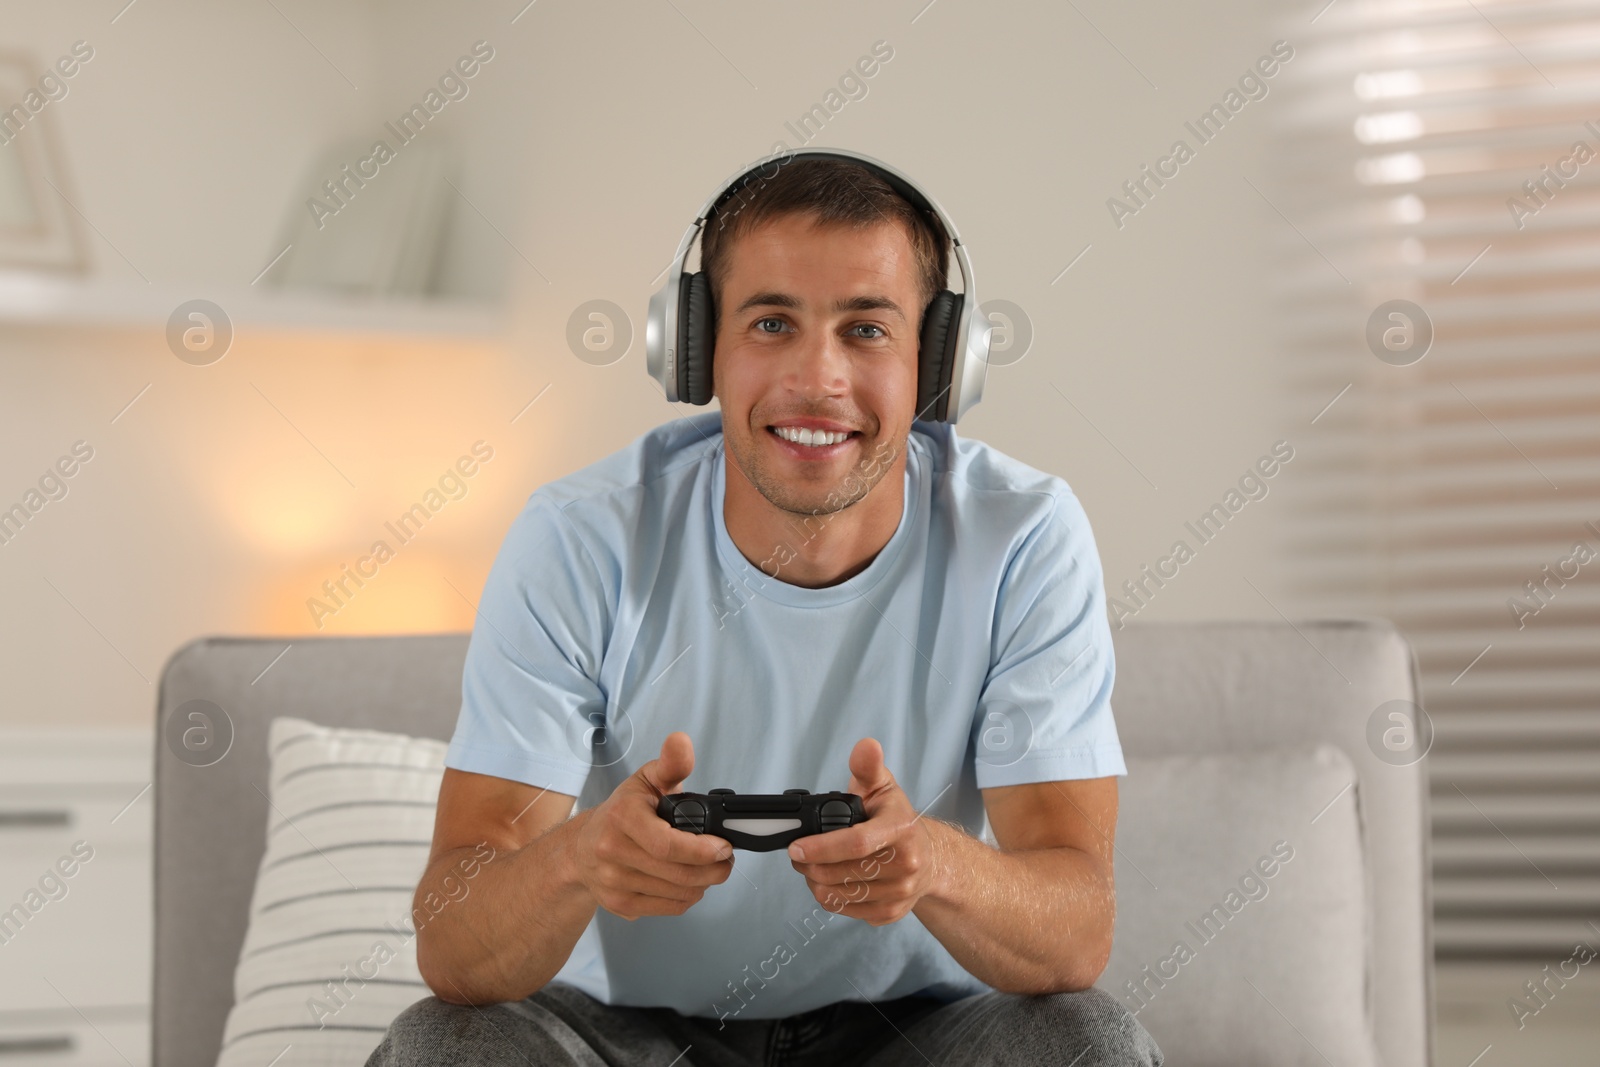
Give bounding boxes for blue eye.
[852,324,886,340]
[755,317,789,334]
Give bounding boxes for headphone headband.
[646,147,990,422]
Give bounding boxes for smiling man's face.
[711,212,924,519]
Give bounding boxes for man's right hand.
[571,730,734,921]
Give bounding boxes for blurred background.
[0,0,1595,1063]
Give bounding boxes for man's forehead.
[729,214,911,258]
[721,216,920,315]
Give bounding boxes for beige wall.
[1,0,1299,729]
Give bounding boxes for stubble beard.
[724,423,896,520]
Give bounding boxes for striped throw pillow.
[215,716,467,1067]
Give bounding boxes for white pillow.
[216,717,451,1067]
[1103,744,1379,1067]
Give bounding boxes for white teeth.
[774,426,850,447]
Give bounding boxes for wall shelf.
[0,271,506,339]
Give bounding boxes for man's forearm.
[911,820,1114,995]
[416,809,598,1004]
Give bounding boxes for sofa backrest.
[1109,619,1432,1066]
[152,620,1430,1067]
[154,633,470,1067]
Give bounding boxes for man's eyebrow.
[733,291,801,315]
[732,291,908,322]
[835,294,907,321]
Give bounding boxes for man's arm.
[418,735,735,1005]
[913,776,1118,995]
[414,768,596,1005]
[786,739,1117,997]
[904,488,1121,993]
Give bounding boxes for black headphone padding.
[680,271,715,406]
[916,290,961,423]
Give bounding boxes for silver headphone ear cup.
[646,281,676,401]
[680,272,715,406]
[959,302,992,421]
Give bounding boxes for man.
[367,156,1162,1066]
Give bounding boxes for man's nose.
[786,328,849,398]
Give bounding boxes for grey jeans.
[364,980,1163,1066]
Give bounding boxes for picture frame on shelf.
[262,136,455,298]
[0,50,88,274]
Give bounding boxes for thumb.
[847,737,896,807]
[635,731,695,798]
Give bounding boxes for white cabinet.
[0,732,150,1067]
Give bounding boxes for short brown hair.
[698,156,949,329]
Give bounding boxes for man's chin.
[726,428,881,515]
[753,476,868,520]
[780,493,859,519]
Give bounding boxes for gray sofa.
[153,620,1433,1066]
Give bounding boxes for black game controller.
[656,789,866,852]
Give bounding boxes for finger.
[625,845,734,888]
[595,884,704,920]
[794,850,894,886]
[805,875,872,914]
[789,822,888,864]
[597,863,712,904]
[625,800,735,869]
[602,822,732,888]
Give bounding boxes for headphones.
[646,147,990,424]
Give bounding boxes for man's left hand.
[787,737,946,925]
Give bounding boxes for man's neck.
[722,450,907,590]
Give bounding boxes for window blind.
[1275,0,1600,962]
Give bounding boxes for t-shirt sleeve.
[972,489,1125,789]
[445,494,611,798]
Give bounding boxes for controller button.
[783,788,810,795]
[672,799,707,832]
[820,799,853,828]
[709,788,735,795]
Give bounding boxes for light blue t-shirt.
[445,410,1124,1020]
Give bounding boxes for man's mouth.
[767,425,859,449]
